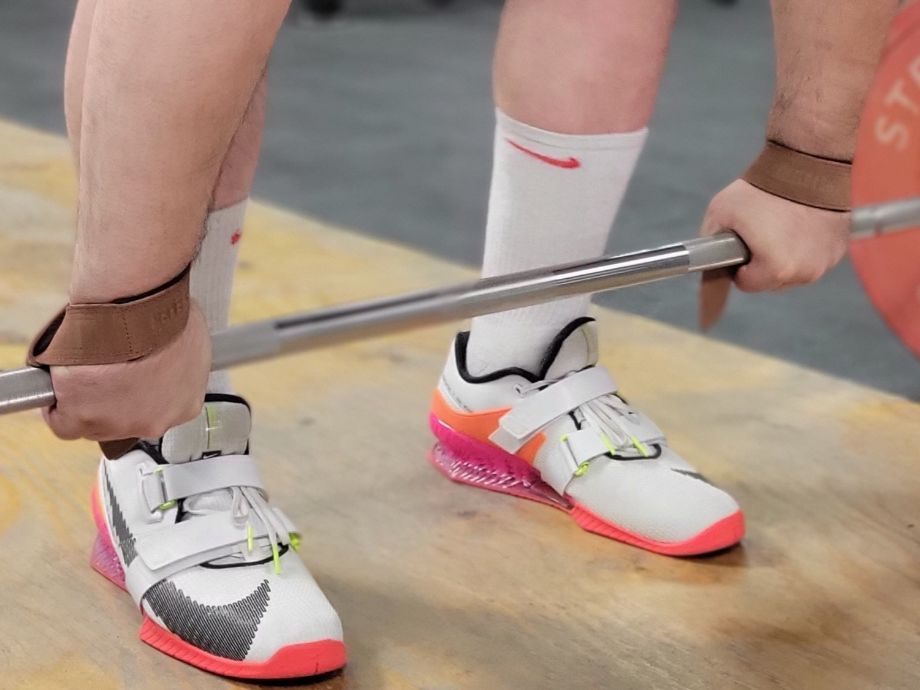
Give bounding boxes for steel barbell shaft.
[852,196,920,236]
[4,191,919,419]
[0,232,748,416]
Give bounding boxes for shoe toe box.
[143,553,343,665]
[567,453,742,545]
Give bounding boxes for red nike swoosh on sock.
[505,138,581,169]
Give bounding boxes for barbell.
[0,197,916,417]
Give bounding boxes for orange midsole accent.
[430,389,545,464]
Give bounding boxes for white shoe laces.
[184,483,297,574]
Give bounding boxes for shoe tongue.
[541,319,600,380]
[159,397,251,464]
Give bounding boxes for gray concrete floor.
[0,0,917,398]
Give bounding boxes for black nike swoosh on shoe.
[671,469,711,484]
[104,470,137,566]
[144,579,271,661]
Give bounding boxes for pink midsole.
[90,483,128,589]
[428,413,571,510]
[428,413,744,556]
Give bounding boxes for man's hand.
[43,302,211,442]
[697,179,850,326]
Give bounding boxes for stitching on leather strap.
[742,140,852,212]
[26,265,191,367]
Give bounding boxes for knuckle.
[734,270,760,293]
[47,422,77,441]
[773,265,796,285]
[47,416,80,441]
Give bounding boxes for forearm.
[63,0,96,165]
[71,0,288,303]
[767,0,898,160]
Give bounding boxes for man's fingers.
[734,267,778,292]
[45,407,88,441]
[47,409,152,442]
[735,259,830,293]
[37,305,212,445]
[46,394,201,442]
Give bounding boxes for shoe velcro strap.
[490,367,617,452]
[135,510,283,571]
[124,508,296,605]
[537,428,610,495]
[139,454,264,512]
[611,408,665,449]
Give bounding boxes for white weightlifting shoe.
[429,317,744,556]
[90,394,346,679]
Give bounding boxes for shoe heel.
[90,531,127,590]
[428,414,571,511]
[89,483,127,590]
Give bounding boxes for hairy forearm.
[71,0,288,303]
[767,0,898,160]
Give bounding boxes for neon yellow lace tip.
[630,435,650,458]
[290,533,301,551]
[271,543,282,575]
[158,500,177,512]
[600,433,617,456]
[574,461,590,477]
[246,523,254,553]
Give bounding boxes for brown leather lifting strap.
[742,140,852,212]
[27,266,192,461]
[27,267,191,367]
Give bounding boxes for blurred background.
[0,0,916,398]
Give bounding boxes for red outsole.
[89,483,347,679]
[571,504,745,557]
[139,617,347,680]
[429,414,744,557]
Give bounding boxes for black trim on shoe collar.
[203,392,252,410]
[136,440,170,466]
[454,316,596,384]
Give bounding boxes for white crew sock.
[466,109,647,375]
[191,198,248,393]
